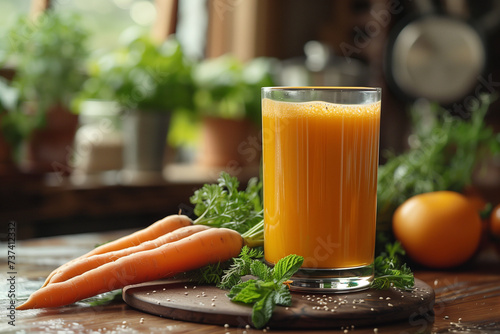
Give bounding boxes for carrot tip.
[16,302,31,310]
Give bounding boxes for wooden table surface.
[1,229,500,334]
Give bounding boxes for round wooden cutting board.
[123,279,434,329]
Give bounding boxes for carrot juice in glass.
[261,87,381,292]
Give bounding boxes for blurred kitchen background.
[1,0,500,239]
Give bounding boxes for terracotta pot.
[198,116,261,168]
[21,103,79,175]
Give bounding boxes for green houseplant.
[0,12,89,174]
[192,55,276,167]
[76,31,195,182]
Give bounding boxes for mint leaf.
[251,290,275,329]
[273,254,304,284]
[220,248,304,329]
[230,280,263,304]
[227,279,257,299]
[273,284,292,306]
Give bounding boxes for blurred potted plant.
[0,77,20,174]
[76,31,195,182]
[192,55,276,167]
[0,12,89,174]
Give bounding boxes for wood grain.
[123,279,434,329]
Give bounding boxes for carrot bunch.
[17,214,243,310]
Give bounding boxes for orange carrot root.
[41,214,193,288]
[17,228,243,310]
[48,224,210,285]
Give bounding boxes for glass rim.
[262,86,381,93]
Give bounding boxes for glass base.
[287,263,374,293]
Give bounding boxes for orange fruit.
[489,204,500,239]
[393,191,482,269]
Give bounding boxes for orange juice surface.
[262,99,381,269]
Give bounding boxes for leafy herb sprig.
[372,241,414,290]
[190,172,264,242]
[216,247,303,329]
[180,246,264,286]
[218,246,265,289]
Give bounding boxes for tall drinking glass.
[262,87,381,292]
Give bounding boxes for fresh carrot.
[17,227,243,310]
[47,224,210,285]
[41,214,193,288]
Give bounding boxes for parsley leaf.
[371,241,414,290]
[190,172,263,236]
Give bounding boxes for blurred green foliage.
[0,12,89,150]
[0,10,277,154]
[74,32,195,113]
[192,55,277,125]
